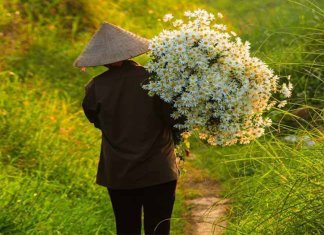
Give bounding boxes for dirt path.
[177,153,230,235]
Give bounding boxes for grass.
[0,0,323,234]
[189,128,323,234]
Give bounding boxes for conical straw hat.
[73,22,150,67]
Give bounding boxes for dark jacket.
[82,59,180,189]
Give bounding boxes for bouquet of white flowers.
[142,9,293,146]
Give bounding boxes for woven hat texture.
[74,22,149,67]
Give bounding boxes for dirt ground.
[177,154,230,235]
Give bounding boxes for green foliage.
[0,72,115,233]
[190,129,323,234]
[0,0,323,234]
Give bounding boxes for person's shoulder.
[84,77,95,92]
[127,59,144,69]
[92,70,111,83]
[85,70,109,89]
[128,60,150,77]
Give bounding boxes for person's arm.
[154,96,186,145]
[154,96,176,126]
[82,78,101,130]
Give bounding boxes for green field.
[0,0,323,234]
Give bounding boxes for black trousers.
[107,180,177,235]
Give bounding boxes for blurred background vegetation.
[0,0,323,234]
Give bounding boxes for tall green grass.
[190,131,323,234]
[0,72,114,234]
[0,0,323,234]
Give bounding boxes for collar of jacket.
[108,59,140,70]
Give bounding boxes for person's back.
[82,59,180,189]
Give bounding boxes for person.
[74,22,182,235]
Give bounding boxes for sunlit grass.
[0,0,323,234]
[190,125,323,234]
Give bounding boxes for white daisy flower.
[163,13,174,22]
